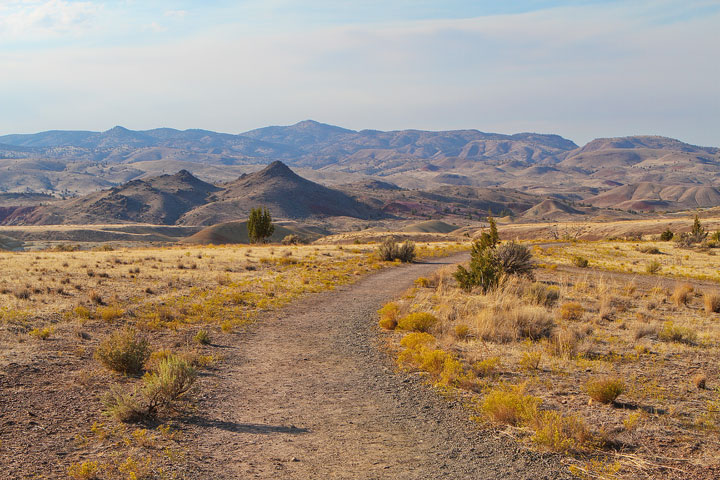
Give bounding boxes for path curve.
[186,255,570,479]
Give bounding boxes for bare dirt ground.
[181,254,570,479]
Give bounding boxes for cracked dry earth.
[184,254,570,479]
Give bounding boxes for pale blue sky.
[0,0,718,146]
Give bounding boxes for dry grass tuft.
[378,302,401,330]
[703,293,720,314]
[524,282,560,307]
[585,377,625,404]
[546,326,584,358]
[475,304,554,343]
[671,283,694,306]
[559,302,585,321]
[454,323,471,339]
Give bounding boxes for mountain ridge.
[1,121,719,213]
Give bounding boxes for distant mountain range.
[1,120,719,214]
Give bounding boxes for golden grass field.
[380,237,720,479]
[533,240,720,282]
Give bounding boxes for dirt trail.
[184,255,569,479]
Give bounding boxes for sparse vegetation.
[704,293,720,314]
[104,355,197,422]
[658,320,697,344]
[378,238,416,262]
[585,377,625,404]
[397,312,437,332]
[380,232,720,476]
[645,259,661,274]
[194,329,211,345]
[571,255,589,268]
[378,302,401,330]
[94,328,151,375]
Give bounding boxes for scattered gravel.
[184,254,572,479]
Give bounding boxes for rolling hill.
[0,170,220,225]
[177,161,383,225]
[0,162,387,226]
[181,221,327,245]
[586,183,720,212]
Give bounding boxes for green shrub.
[103,386,146,423]
[143,355,197,416]
[645,260,662,274]
[660,229,674,241]
[28,326,54,340]
[495,242,535,278]
[247,207,274,244]
[585,377,625,404]
[519,351,542,370]
[378,238,416,262]
[399,332,436,349]
[95,328,150,375]
[455,216,503,292]
[281,234,305,245]
[473,357,501,377]
[571,256,589,268]
[194,329,211,345]
[67,461,100,480]
[104,355,197,422]
[397,312,437,332]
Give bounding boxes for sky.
[0,0,718,146]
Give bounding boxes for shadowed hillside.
[0,170,220,225]
[178,161,383,225]
[586,183,720,211]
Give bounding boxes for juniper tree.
[247,207,274,243]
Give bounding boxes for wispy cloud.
[0,0,100,42]
[0,1,718,146]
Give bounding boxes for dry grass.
[0,239,469,477]
[671,283,694,306]
[475,304,554,342]
[704,293,720,314]
[585,377,625,404]
[380,243,720,478]
[532,238,720,282]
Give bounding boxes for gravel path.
[185,255,571,479]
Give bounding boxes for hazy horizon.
[2,119,719,150]
[1,0,718,146]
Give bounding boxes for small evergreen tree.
[247,207,275,243]
[454,215,532,292]
[691,214,707,242]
